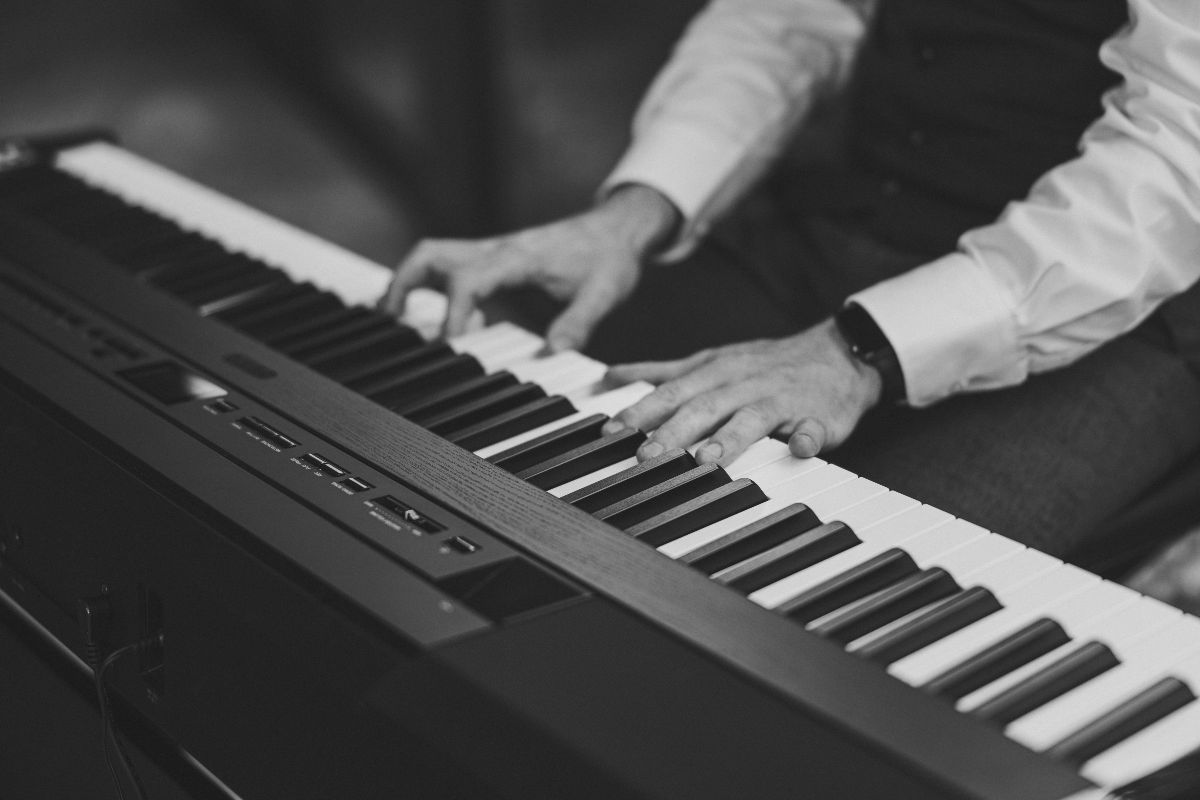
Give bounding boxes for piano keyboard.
[5,139,1200,798]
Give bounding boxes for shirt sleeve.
[600,0,869,260]
[851,0,1200,407]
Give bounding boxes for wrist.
[600,183,681,259]
[833,304,906,405]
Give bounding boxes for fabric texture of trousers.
[580,184,1200,562]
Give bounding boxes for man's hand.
[381,185,679,352]
[601,319,884,465]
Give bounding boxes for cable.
[92,635,163,800]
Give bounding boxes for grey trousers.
[581,188,1200,561]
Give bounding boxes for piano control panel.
[0,258,586,645]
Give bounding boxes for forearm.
[603,0,870,260]
[852,0,1200,406]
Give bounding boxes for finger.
[441,271,496,339]
[695,400,783,466]
[788,418,828,458]
[637,385,753,460]
[602,358,729,436]
[544,278,622,354]
[382,241,440,314]
[604,349,715,389]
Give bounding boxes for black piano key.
[131,243,232,282]
[560,448,698,514]
[153,255,254,293]
[517,429,646,491]
[626,478,768,548]
[330,340,454,387]
[487,413,609,474]
[920,618,1071,701]
[424,383,547,434]
[593,464,730,532]
[851,586,1002,666]
[177,268,284,307]
[214,283,330,327]
[972,641,1120,726]
[775,548,920,623]
[284,316,399,360]
[355,352,484,402]
[301,323,424,371]
[806,568,960,644]
[390,371,519,418]
[1045,677,1196,766]
[97,225,189,261]
[446,395,577,451]
[197,276,295,317]
[681,503,824,573]
[712,521,862,595]
[256,305,367,347]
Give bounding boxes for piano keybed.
[4,140,1200,798]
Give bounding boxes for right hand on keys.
[381,184,680,352]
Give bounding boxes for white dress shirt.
[603,0,1200,407]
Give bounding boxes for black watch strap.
[834,303,907,405]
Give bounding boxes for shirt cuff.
[848,253,1024,407]
[601,119,757,262]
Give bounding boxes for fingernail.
[696,442,723,464]
[639,441,664,460]
[546,336,572,353]
[601,420,626,436]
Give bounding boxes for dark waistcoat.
[808,0,1129,255]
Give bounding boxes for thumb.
[544,278,621,353]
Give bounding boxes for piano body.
[0,135,1197,799]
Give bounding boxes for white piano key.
[1006,612,1200,751]
[448,321,534,356]
[902,521,990,568]
[887,565,1100,685]
[755,461,856,497]
[1082,679,1200,788]
[739,455,829,490]
[58,142,455,326]
[934,531,1026,578]
[657,497,794,560]
[956,547,1062,596]
[548,457,639,498]
[717,439,794,479]
[508,351,603,386]
[829,490,919,534]
[800,477,887,521]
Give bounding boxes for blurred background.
[1,0,701,265]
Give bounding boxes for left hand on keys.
[601,319,883,466]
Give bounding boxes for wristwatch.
[834,303,907,405]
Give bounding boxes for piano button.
[548,456,638,498]
[559,448,698,513]
[848,586,1003,665]
[517,429,646,491]
[593,463,730,531]
[800,477,888,521]
[488,414,609,473]
[807,567,960,644]
[769,546,918,620]
[329,340,453,386]
[445,395,576,451]
[282,314,396,359]
[1081,654,1200,788]
[1007,621,1200,752]
[682,503,824,573]
[358,354,485,406]
[921,618,1071,701]
[627,478,768,548]
[390,371,519,418]
[304,325,426,375]
[423,383,547,433]
[1045,677,1196,766]
[657,497,794,561]
[473,381,655,461]
[970,642,1120,726]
